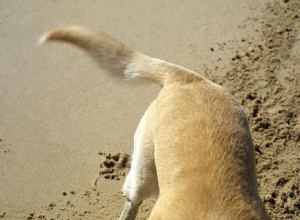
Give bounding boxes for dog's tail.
[39,26,200,86]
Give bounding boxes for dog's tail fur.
[39,26,200,86]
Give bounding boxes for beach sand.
[0,0,299,219]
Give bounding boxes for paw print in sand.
[98,152,131,180]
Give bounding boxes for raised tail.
[39,26,201,86]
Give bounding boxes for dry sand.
[0,0,299,219]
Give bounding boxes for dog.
[39,26,270,220]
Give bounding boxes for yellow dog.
[40,26,270,220]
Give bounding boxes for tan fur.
[40,26,270,220]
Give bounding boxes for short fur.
[40,26,270,220]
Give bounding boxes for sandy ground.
[0,0,299,219]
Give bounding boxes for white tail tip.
[38,34,48,46]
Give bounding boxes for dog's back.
[40,26,270,219]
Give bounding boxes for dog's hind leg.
[119,104,158,220]
[119,201,141,220]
